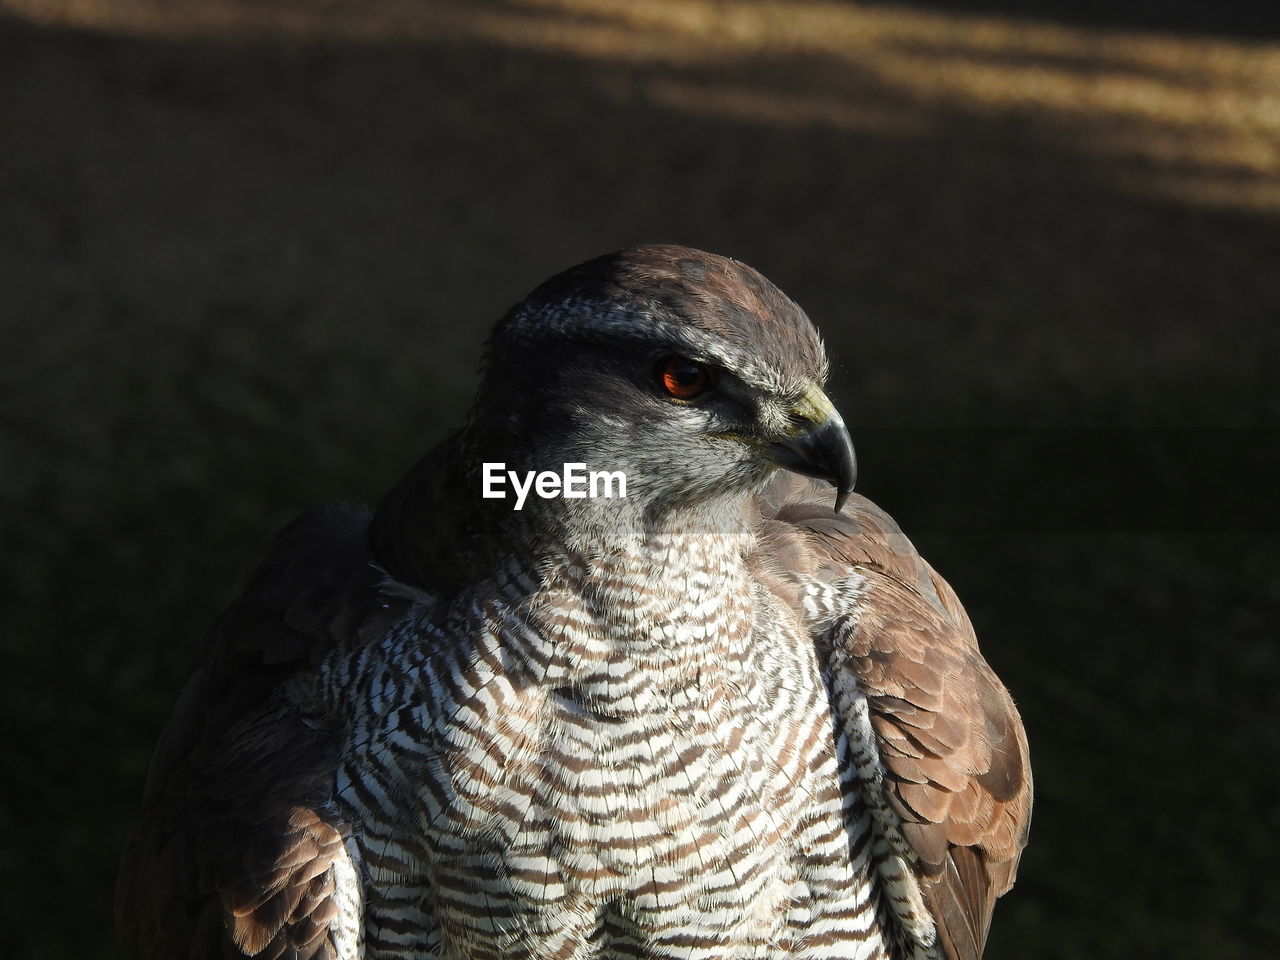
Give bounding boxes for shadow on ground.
[872,0,1280,38]
[1,2,1277,958]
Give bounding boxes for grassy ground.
[2,2,1278,957]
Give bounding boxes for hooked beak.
[767,385,857,512]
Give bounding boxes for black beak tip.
[831,446,856,514]
[834,484,852,514]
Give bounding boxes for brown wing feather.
[757,475,1032,960]
[116,504,400,959]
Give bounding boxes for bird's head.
[464,244,856,528]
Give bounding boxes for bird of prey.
[117,245,1031,960]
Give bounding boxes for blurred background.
[2,1,1278,957]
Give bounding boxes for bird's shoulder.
[116,503,408,960]
[751,474,1032,960]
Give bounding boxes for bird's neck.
[372,430,764,714]
[563,511,758,607]
[509,505,760,714]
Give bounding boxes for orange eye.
[658,357,711,400]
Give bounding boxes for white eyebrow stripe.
[503,297,789,394]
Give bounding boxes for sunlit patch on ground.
[8,0,1280,211]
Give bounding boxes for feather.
[764,477,1033,960]
[115,505,392,960]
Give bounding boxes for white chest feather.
[324,542,888,960]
